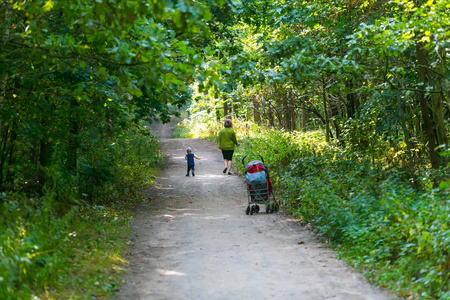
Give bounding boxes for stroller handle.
[241,155,247,166]
[259,154,265,164]
[241,154,265,166]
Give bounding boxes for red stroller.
[242,155,279,215]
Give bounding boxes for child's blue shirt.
[185,153,196,166]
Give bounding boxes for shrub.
[0,122,164,299]
[230,122,449,299]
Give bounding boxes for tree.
[0,0,220,199]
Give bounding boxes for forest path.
[115,121,394,300]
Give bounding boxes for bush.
[228,122,450,299]
[0,122,164,299]
[78,123,163,204]
[0,195,132,299]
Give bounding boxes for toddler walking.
[185,147,201,176]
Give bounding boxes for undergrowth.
[179,118,450,299]
[0,198,131,299]
[0,123,163,299]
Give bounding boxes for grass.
[44,205,131,299]
[0,198,133,299]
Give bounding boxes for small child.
[185,147,201,176]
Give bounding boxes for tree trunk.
[0,126,9,190]
[322,81,330,142]
[253,95,261,125]
[333,120,341,141]
[301,99,307,131]
[290,103,296,131]
[268,105,275,128]
[215,107,221,121]
[5,128,16,184]
[415,41,439,169]
[223,96,229,118]
[67,98,80,175]
[214,94,221,121]
[233,103,239,118]
[433,46,449,166]
[397,91,416,184]
[282,93,290,131]
[432,82,447,147]
[0,2,13,190]
[289,91,296,131]
[0,1,12,105]
[346,80,356,118]
[38,139,49,194]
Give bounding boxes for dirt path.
[116,123,394,300]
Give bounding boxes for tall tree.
[0,0,221,197]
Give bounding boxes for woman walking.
[218,119,239,175]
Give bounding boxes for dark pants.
[187,165,195,174]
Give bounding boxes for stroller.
[242,155,279,215]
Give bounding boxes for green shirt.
[218,127,238,150]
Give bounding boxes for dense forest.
[1,0,449,298]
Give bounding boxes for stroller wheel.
[266,203,271,214]
[245,206,250,215]
[250,205,254,215]
[255,205,260,213]
[273,203,280,212]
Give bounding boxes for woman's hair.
[224,119,233,128]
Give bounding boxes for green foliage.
[0,195,131,299]
[2,0,449,297]
[234,129,327,176]
[78,123,163,203]
[194,0,450,172]
[175,118,222,141]
[1,0,219,294]
[0,122,164,298]
[351,182,450,299]
[225,122,450,299]
[0,0,219,199]
[287,161,449,299]
[0,196,71,298]
[173,123,194,139]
